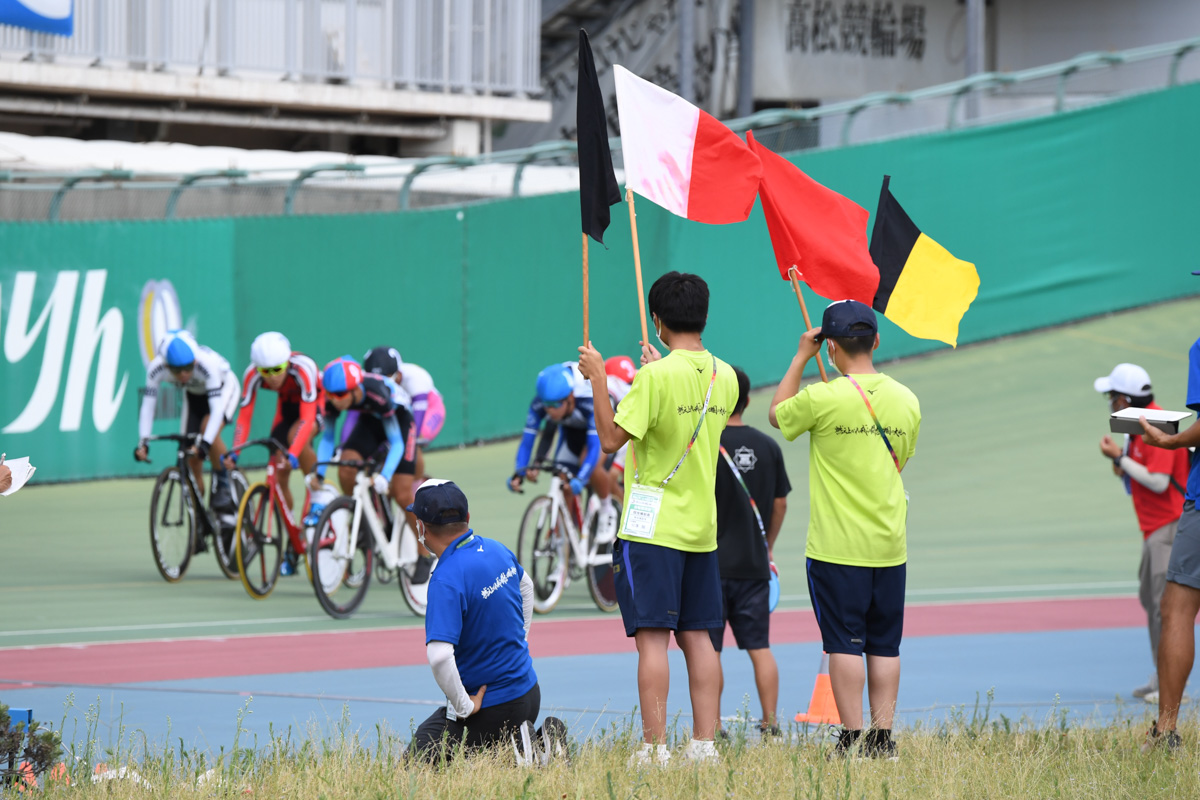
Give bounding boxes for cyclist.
[353,346,446,481]
[227,331,323,516]
[508,361,619,540]
[134,330,240,517]
[603,355,637,507]
[315,357,430,578]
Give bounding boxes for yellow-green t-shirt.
[775,373,921,567]
[613,348,738,553]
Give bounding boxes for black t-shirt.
[714,424,792,580]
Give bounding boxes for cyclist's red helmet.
[323,357,363,395]
[604,355,636,384]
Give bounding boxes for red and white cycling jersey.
[232,352,323,459]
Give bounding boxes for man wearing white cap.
[1095,363,1189,703]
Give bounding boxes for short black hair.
[732,367,751,416]
[423,520,469,538]
[648,271,708,333]
[831,323,877,357]
[1113,391,1154,409]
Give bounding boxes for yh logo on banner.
[0,0,73,36]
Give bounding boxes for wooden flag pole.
[788,267,829,383]
[627,187,650,346]
[582,232,590,344]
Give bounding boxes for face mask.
[826,343,840,374]
[654,323,666,349]
[417,521,426,549]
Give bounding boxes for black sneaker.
[862,729,898,760]
[716,727,731,741]
[410,554,435,585]
[829,728,862,759]
[1141,722,1182,754]
[537,717,570,766]
[759,723,783,738]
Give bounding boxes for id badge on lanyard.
[620,357,717,541]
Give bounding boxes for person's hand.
[223,452,238,470]
[191,439,211,461]
[639,340,662,366]
[0,462,11,494]
[133,443,149,463]
[286,452,300,470]
[525,467,540,483]
[469,685,487,717]
[798,327,823,361]
[372,473,390,497]
[508,473,524,493]
[569,478,584,496]
[1139,417,1173,448]
[1099,435,1123,459]
[577,341,605,384]
[305,472,324,492]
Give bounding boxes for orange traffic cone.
[795,652,841,725]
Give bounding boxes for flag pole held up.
[788,267,829,383]
[627,187,650,346]
[582,232,590,344]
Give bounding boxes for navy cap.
[406,479,469,524]
[818,300,878,340]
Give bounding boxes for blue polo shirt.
[424,530,537,709]
[1186,338,1200,502]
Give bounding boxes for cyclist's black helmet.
[363,346,402,376]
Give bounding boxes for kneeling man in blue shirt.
[407,480,566,764]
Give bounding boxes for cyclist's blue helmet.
[161,330,196,368]
[323,357,363,395]
[535,364,573,404]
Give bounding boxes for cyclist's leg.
[272,407,299,511]
[183,393,207,499]
[342,415,386,495]
[337,449,365,495]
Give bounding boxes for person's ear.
[873,334,880,351]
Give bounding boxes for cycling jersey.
[138,344,238,446]
[515,362,600,484]
[398,362,442,438]
[317,374,409,481]
[232,352,323,460]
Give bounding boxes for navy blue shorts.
[613,538,723,637]
[709,578,770,652]
[806,558,905,657]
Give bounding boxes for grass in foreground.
[17,698,1200,799]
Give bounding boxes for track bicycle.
[515,462,619,614]
[308,459,435,619]
[232,437,314,599]
[145,433,248,582]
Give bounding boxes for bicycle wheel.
[310,496,373,619]
[149,466,195,582]
[235,483,284,599]
[398,524,434,618]
[586,510,620,613]
[516,495,568,614]
[212,470,249,580]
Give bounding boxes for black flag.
[577,29,621,244]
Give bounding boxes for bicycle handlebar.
[229,437,289,455]
[142,433,202,464]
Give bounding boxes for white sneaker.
[629,742,671,766]
[596,503,619,544]
[1144,690,1160,704]
[512,721,537,767]
[682,738,719,763]
[1133,674,1159,698]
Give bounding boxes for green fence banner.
[3,82,1200,481]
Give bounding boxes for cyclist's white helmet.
[157,329,198,368]
[251,331,291,369]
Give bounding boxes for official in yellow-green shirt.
[577,270,735,761]
[768,299,921,759]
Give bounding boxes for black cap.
[818,300,878,340]
[363,346,401,375]
[406,480,469,524]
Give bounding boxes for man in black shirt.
[710,367,791,736]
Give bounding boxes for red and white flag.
[613,65,762,224]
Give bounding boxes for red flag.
[747,131,880,304]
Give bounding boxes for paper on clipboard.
[2,457,36,496]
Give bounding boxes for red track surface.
[0,597,1144,689]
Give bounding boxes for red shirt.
[1127,403,1190,536]
[232,352,323,460]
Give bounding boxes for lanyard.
[718,445,766,538]
[845,375,901,473]
[634,356,718,489]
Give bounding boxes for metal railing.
[0,0,541,95]
[1,35,1198,222]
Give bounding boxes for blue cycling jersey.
[514,363,600,484]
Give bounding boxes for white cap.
[250,331,291,369]
[1094,363,1152,398]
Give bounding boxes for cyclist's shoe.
[192,534,209,555]
[595,502,619,544]
[410,554,435,585]
[537,717,570,766]
[280,548,297,577]
[211,482,237,513]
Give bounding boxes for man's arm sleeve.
[774,391,816,442]
[232,369,257,450]
[773,442,792,497]
[520,571,534,639]
[1188,340,1200,412]
[380,414,405,480]
[427,641,474,718]
[612,373,650,441]
[1119,456,1171,494]
[315,416,336,478]
[289,398,318,460]
[137,365,161,441]
[515,404,545,472]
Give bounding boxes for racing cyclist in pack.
[227,332,323,516]
[354,346,446,482]
[134,330,240,519]
[316,357,433,582]
[508,361,620,540]
[603,355,637,507]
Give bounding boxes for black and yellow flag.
[869,176,979,347]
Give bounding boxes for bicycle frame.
[149,433,215,536]
[542,469,608,571]
[341,471,419,572]
[259,458,308,554]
